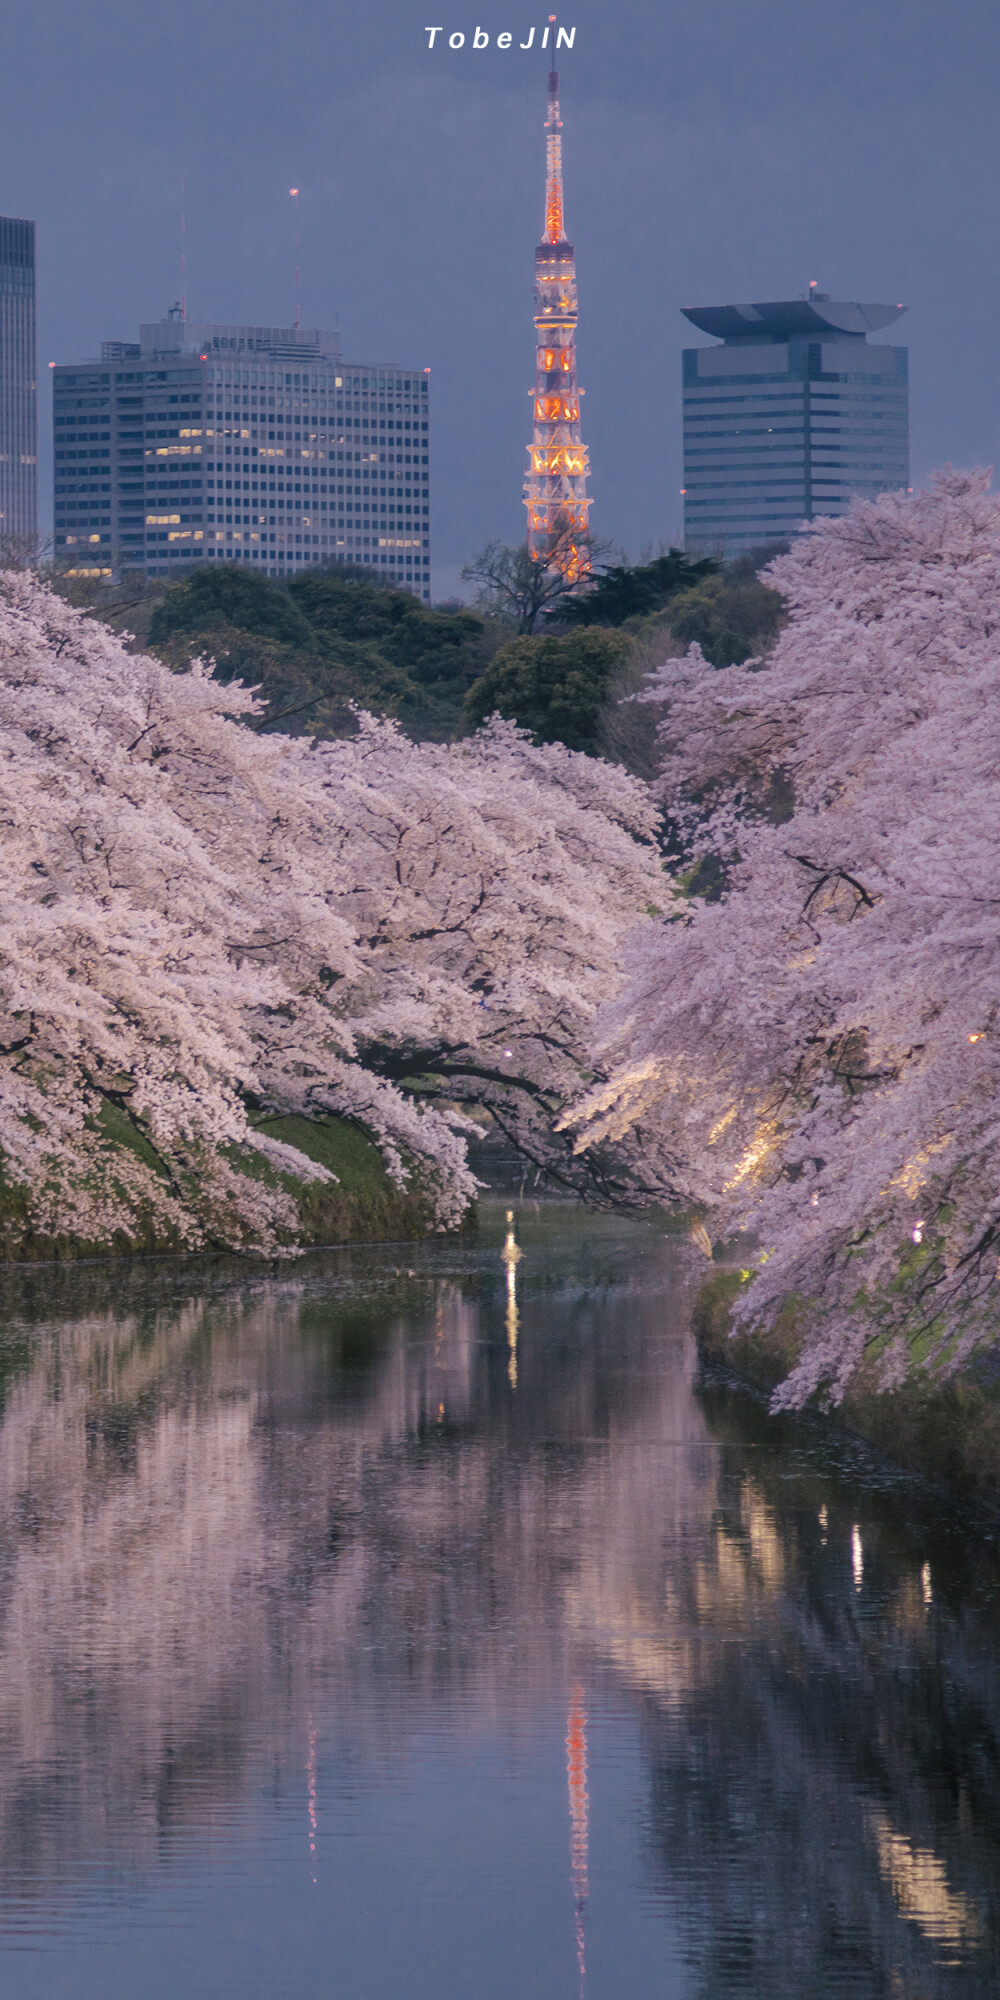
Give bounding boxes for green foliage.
[559,550,718,628]
[90,549,784,757]
[250,1114,442,1244]
[253,1112,399,1194]
[462,628,629,753]
[659,558,785,669]
[592,550,787,779]
[147,565,496,742]
[94,1097,169,1180]
[149,565,314,648]
[289,571,493,702]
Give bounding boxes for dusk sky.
[2,0,997,593]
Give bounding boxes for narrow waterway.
[0,1203,996,1998]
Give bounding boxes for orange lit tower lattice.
[524,34,591,582]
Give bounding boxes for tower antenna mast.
[523,15,591,583]
[544,15,564,243]
[290,188,300,328]
[180,174,186,320]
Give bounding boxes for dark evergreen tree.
[558,550,718,627]
[463,628,628,753]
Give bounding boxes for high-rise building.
[681,293,909,557]
[523,61,590,578]
[0,216,38,551]
[53,316,431,593]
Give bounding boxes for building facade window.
[0,215,38,550]
[681,296,909,558]
[53,322,431,597]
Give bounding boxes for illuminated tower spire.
[524,27,591,581]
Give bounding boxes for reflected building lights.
[870,1810,983,1951]
[506,1263,519,1389]
[502,1209,523,1390]
[852,1524,864,1592]
[566,1680,589,1996]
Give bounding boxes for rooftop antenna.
[180,175,187,320]
[290,188,300,328]
[544,17,564,244]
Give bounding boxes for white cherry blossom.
[0,573,659,1252]
[566,473,1000,1403]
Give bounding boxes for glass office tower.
[682,294,909,557]
[0,216,38,550]
[53,317,431,594]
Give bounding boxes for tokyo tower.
[523,27,591,582]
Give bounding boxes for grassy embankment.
[694,1270,1000,1507]
[0,1109,444,1262]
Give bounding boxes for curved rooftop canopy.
[681,297,907,343]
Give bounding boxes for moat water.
[0,1203,995,1998]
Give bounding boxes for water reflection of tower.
[306,1716,317,1886]
[567,1681,589,1994]
[502,1208,523,1389]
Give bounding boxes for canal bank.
[694,1269,1000,1514]
[0,1113,446,1262]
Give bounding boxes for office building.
[681,293,909,556]
[53,316,430,594]
[0,216,38,549]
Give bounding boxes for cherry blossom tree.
[310,711,661,1197]
[0,571,660,1255]
[565,473,1000,1405]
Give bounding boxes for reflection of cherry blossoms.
[0,1235,992,1993]
[0,573,660,1252]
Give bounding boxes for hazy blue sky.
[1,0,997,590]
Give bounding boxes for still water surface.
[0,1204,997,1997]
